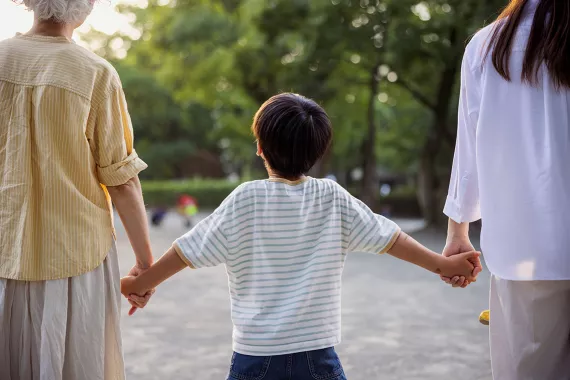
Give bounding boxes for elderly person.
[442,0,570,378]
[0,0,154,379]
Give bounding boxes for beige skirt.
[0,243,125,380]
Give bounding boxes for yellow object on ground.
[479,309,490,325]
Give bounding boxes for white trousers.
[0,243,125,380]
[490,275,570,380]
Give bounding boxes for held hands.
[441,236,482,288]
[121,246,188,314]
[439,250,481,282]
[122,264,155,316]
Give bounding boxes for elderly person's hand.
[124,264,155,315]
[107,177,155,314]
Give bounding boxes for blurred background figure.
[177,194,198,228]
[151,206,168,227]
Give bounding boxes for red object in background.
[177,194,197,207]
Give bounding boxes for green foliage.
[81,0,506,219]
[110,61,219,179]
[142,178,420,215]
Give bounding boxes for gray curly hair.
[20,0,94,24]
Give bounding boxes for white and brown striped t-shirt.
[0,34,147,280]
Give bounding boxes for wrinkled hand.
[441,237,482,288]
[125,264,155,316]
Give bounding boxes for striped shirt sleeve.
[173,206,230,268]
[89,86,147,186]
[346,197,400,254]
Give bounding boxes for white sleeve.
[443,52,481,223]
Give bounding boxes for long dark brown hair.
[485,0,570,89]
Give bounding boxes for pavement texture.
[116,212,491,380]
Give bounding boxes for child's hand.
[121,276,154,316]
[441,236,479,288]
[120,275,137,297]
[440,251,481,282]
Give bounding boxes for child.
[150,206,167,226]
[176,193,198,228]
[121,93,480,379]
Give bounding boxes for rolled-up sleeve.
[444,52,481,223]
[89,86,147,186]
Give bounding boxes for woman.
[442,0,570,378]
[0,0,154,379]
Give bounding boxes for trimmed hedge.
[142,179,421,217]
[142,179,238,209]
[348,185,421,217]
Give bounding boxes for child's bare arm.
[121,246,188,299]
[387,231,480,280]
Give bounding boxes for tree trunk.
[417,132,440,225]
[360,63,381,207]
[417,28,461,226]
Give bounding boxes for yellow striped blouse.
[0,34,147,281]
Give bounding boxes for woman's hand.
[441,236,481,287]
[440,251,480,280]
[121,246,190,316]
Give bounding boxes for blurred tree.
[382,0,504,224]
[81,0,506,224]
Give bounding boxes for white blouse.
[444,3,570,280]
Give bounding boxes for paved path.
[116,212,491,380]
